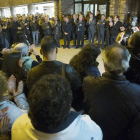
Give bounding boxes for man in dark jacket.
[11,17,22,43]
[86,13,96,45]
[110,15,122,44]
[27,36,83,111]
[71,14,78,47]
[52,16,61,47]
[42,17,52,37]
[76,15,85,48]
[62,16,72,49]
[83,44,140,140]
[30,18,39,45]
[97,14,106,48]
[0,25,9,51]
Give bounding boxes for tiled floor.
[33,39,105,75]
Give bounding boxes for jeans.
[32,31,38,44]
[110,35,117,45]
[89,29,95,45]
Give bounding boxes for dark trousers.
[105,30,110,46]
[110,35,117,45]
[54,34,60,47]
[89,29,95,45]
[64,34,71,48]
[73,33,76,46]
[77,31,84,47]
[98,30,105,47]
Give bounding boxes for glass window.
[75,3,82,14]
[84,4,89,15]
[75,0,82,1]
[90,4,94,13]
[99,5,107,15]
[95,4,97,15]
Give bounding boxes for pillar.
[10,7,15,17]
[28,4,35,15]
[1,9,5,18]
[54,0,59,17]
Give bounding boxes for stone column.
[28,4,35,15]
[10,7,15,17]
[54,0,59,17]
[110,0,115,16]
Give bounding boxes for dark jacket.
[27,61,83,111]
[62,21,72,35]
[30,21,39,31]
[71,19,78,34]
[76,20,85,34]
[20,21,30,35]
[11,21,21,36]
[42,22,52,35]
[86,18,96,31]
[52,21,61,35]
[124,47,140,85]
[83,72,140,140]
[110,21,122,36]
[0,32,9,51]
[97,19,106,32]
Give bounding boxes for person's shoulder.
[12,114,30,130]
[128,81,140,93]
[75,114,102,138]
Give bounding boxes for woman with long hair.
[2,51,27,83]
[70,44,101,82]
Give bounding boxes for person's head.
[0,71,8,101]
[14,43,29,57]
[79,15,83,21]
[45,17,48,23]
[28,74,72,131]
[97,10,100,15]
[89,13,93,18]
[70,44,101,81]
[13,17,17,22]
[102,44,131,75]
[65,16,69,23]
[128,31,140,54]
[40,36,58,61]
[109,16,113,22]
[114,15,119,22]
[2,52,23,78]
[15,31,27,45]
[22,17,25,22]
[101,14,105,20]
[73,14,77,20]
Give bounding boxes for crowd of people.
[0,10,140,140]
[0,10,139,51]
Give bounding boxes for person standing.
[76,15,85,48]
[71,14,78,47]
[11,17,21,43]
[86,13,96,45]
[52,16,61,47]
[62,16,72,49]
[30,18,39,45]
[110,15,122,45]
[105,16,113,46]
[42,17,52,37]
[97,14,106,49]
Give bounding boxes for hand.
[133,27,139,32]
[18,27,21,30]
[16,81,24,96]
[8,75,16,94]
[47,26,49,28]
[24,23,27,26]
[116,32,125,43]
[32,47,38,56]
[97,22,99,24]
[109,22,113,27]
[80,24,82,26]
[0,116,10,135]
[0,107,8,117]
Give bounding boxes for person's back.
[27,36,83,111]
[83,44,140,140]
[12,74,103,140]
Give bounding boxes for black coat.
[86,18,96,31]
[0,32,9,51]
[62,21,72,36]
[110,21,122,36]
[76,20,85,34]
[71,19,77,34]
[42,22,52,35]
[124,47,140,85]
[30,21,39,31]
[83,72,140,140]
[11,21,21,36]
[27,61,83,111]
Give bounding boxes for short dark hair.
[109,16,113,19]
[115,15,120,20]
[28,74,73,132]
[41,36,57,55]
